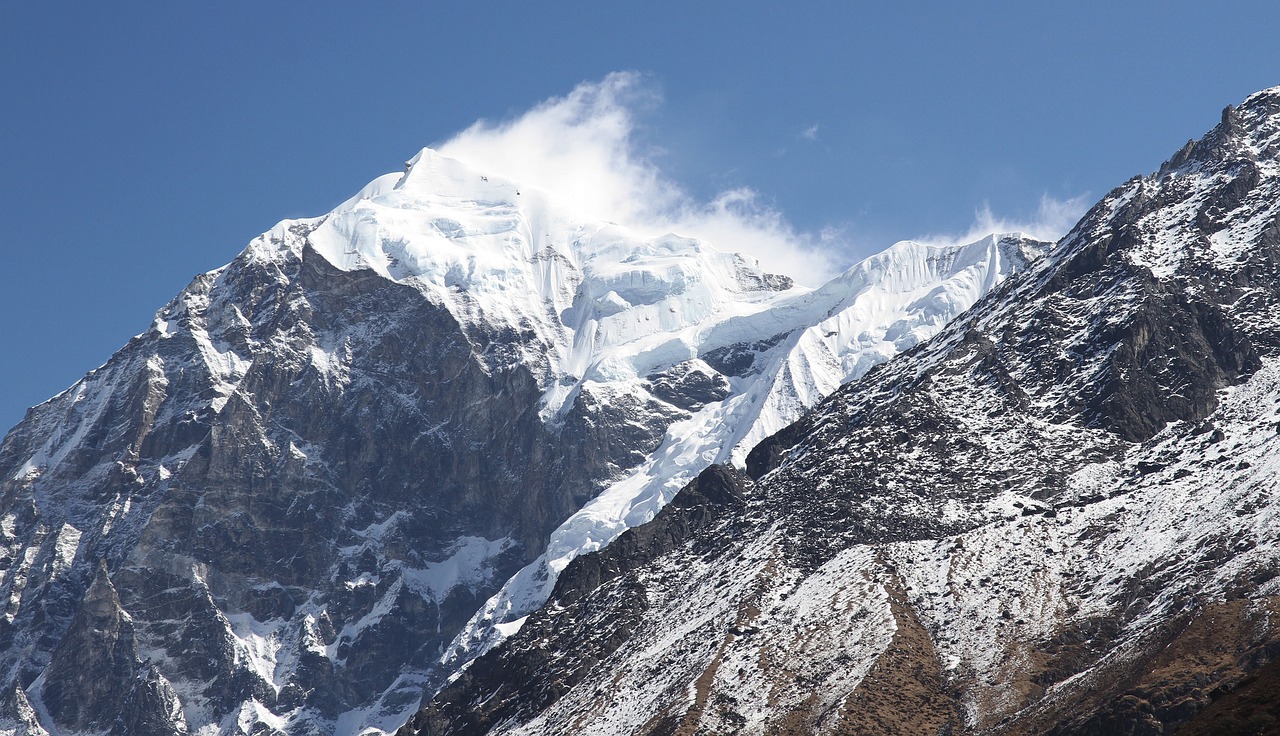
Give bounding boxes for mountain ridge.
[403,86,1280,735]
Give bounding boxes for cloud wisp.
[433,72,1090,286]
[436,72,843,286]
[915,193,1091,248]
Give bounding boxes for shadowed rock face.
[401,89,1280,735]
[41,563,184,736]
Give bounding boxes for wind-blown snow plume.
[437,72,841,285]
[918,193,1090,247]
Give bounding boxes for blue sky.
[2,2,1279,430]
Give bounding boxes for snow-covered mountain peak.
[1244,83,1280,101]
[819,232,1045,301]
[297,147,801,417]
[786,232,1049,396]
[1237,84,1280,122]
[313,146,773,299]
[399,147,519,198]
[1156,86,1280,181]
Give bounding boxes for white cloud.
[430,73,1089,286]
[916,193,1091,248]
[436,72,842,286]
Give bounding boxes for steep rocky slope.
[0,148,1038,734]
[406,88,1280,736]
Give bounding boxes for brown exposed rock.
[1004,597,1280,735]
[837,569,960,736]
[1176,653,1280,735]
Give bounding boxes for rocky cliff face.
[405,88,1280,735]
[0,147,1039,735]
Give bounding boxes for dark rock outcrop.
[41,563,186,735]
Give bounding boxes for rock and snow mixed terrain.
[445,230,1049,666]
[0,139,1042,734]
[405,88,1280,735]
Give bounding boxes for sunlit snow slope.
[310,148,800,419]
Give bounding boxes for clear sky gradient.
[3,2,1279,430]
